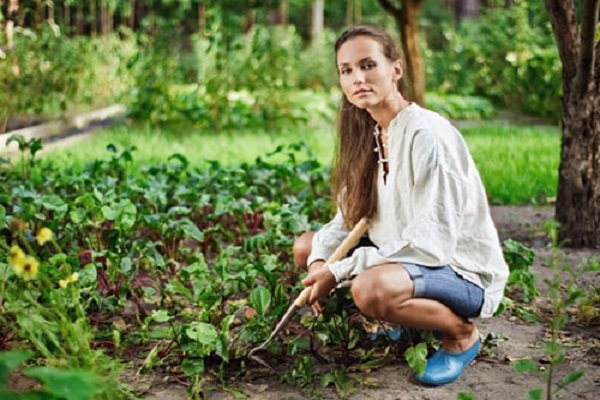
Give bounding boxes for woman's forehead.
[337,37,384,65]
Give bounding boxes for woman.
[294,25,509,386]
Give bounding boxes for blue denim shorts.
[402,263,484,318]
[348,237,484,318]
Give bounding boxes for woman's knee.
[351,265,413,319]
[293,231,315,270]
[351,273,385,318]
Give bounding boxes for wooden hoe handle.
[294,217,369,307]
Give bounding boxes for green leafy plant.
[512,220,598,400]
[0,350,105,399]
[5,135,43,180]
[404,342,428,376]
[426,2,561,120]
[480,332,508,358]
[320,368,358,399]
[498,239,541,321]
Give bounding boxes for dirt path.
[137,206,599,400]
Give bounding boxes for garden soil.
[137,206,599,400]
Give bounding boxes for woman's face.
[336,36,401,110]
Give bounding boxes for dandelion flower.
[59,272,79,288]
[36,227,53,246]
[8,246,26,275]
[21,256,39,280]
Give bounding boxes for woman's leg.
[293,232,322,315]
[350,264,478,352]
[293,231,315,271]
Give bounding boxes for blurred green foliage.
[0,23,136,131]
[1,0,563,131]
[425,1,561,120]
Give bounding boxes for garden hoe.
[248,217,369,369]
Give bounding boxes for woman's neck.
[368,92,409,130]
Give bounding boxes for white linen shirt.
[307,103,509,318]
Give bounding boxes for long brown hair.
[332,25,404,229]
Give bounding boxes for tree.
[544,0,600,247]
[5,0,19,77]
[454,0,479,24]
[377,0,425,105]
[346,0,362,26]
[311,0,324,39]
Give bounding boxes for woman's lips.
[354,89,371,96]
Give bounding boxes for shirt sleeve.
[329,128,468,282]
[307,209,350,267]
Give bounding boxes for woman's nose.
[353,70,365,84]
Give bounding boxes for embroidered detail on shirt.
[373,125,389,182]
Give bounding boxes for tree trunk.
[198,2,205,37]
[48,1,54,23]
[455,0,479,24]
[346,0,362,25]
[100,0,108,36]
[108,7,114,35]
[243,0,256,33]
[35,0,43,26]
[6,0,19,77]
[347,0,354,26]
[90,0,97,36]
[378,0,425,105]
[280,0,288,28]
[64,2,71,34]
[129,0,135,29]
[311,0,324,40]
[557,92,600,247]
[545,0,600,247]
[77,1,84,34]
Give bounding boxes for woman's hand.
[302,262,337,313]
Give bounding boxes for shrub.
[425,2,561,120]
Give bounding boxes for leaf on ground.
[527,387,543,400]
[0,351,34,387]
[513,358,540,373]
[24,367,104,400]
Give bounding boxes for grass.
[461,123,560,205]
[40,121,560,206]
[42,123,337,168]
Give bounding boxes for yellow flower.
[59,272,79,288]
[8,245,25,274]
[36,227,53,246]
[21,256,39,280]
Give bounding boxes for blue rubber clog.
[416,336,480,386]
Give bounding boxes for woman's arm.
[306,209,350,267]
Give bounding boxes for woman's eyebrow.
[338,57,374,67]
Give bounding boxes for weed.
[512,220,598,400]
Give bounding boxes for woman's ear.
[393,60,403,82]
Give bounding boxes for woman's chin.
[351,100,371,110]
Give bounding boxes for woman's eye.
[363,63,375,70]
[340,69,351,75]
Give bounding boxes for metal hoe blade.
[247,303,299,369]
